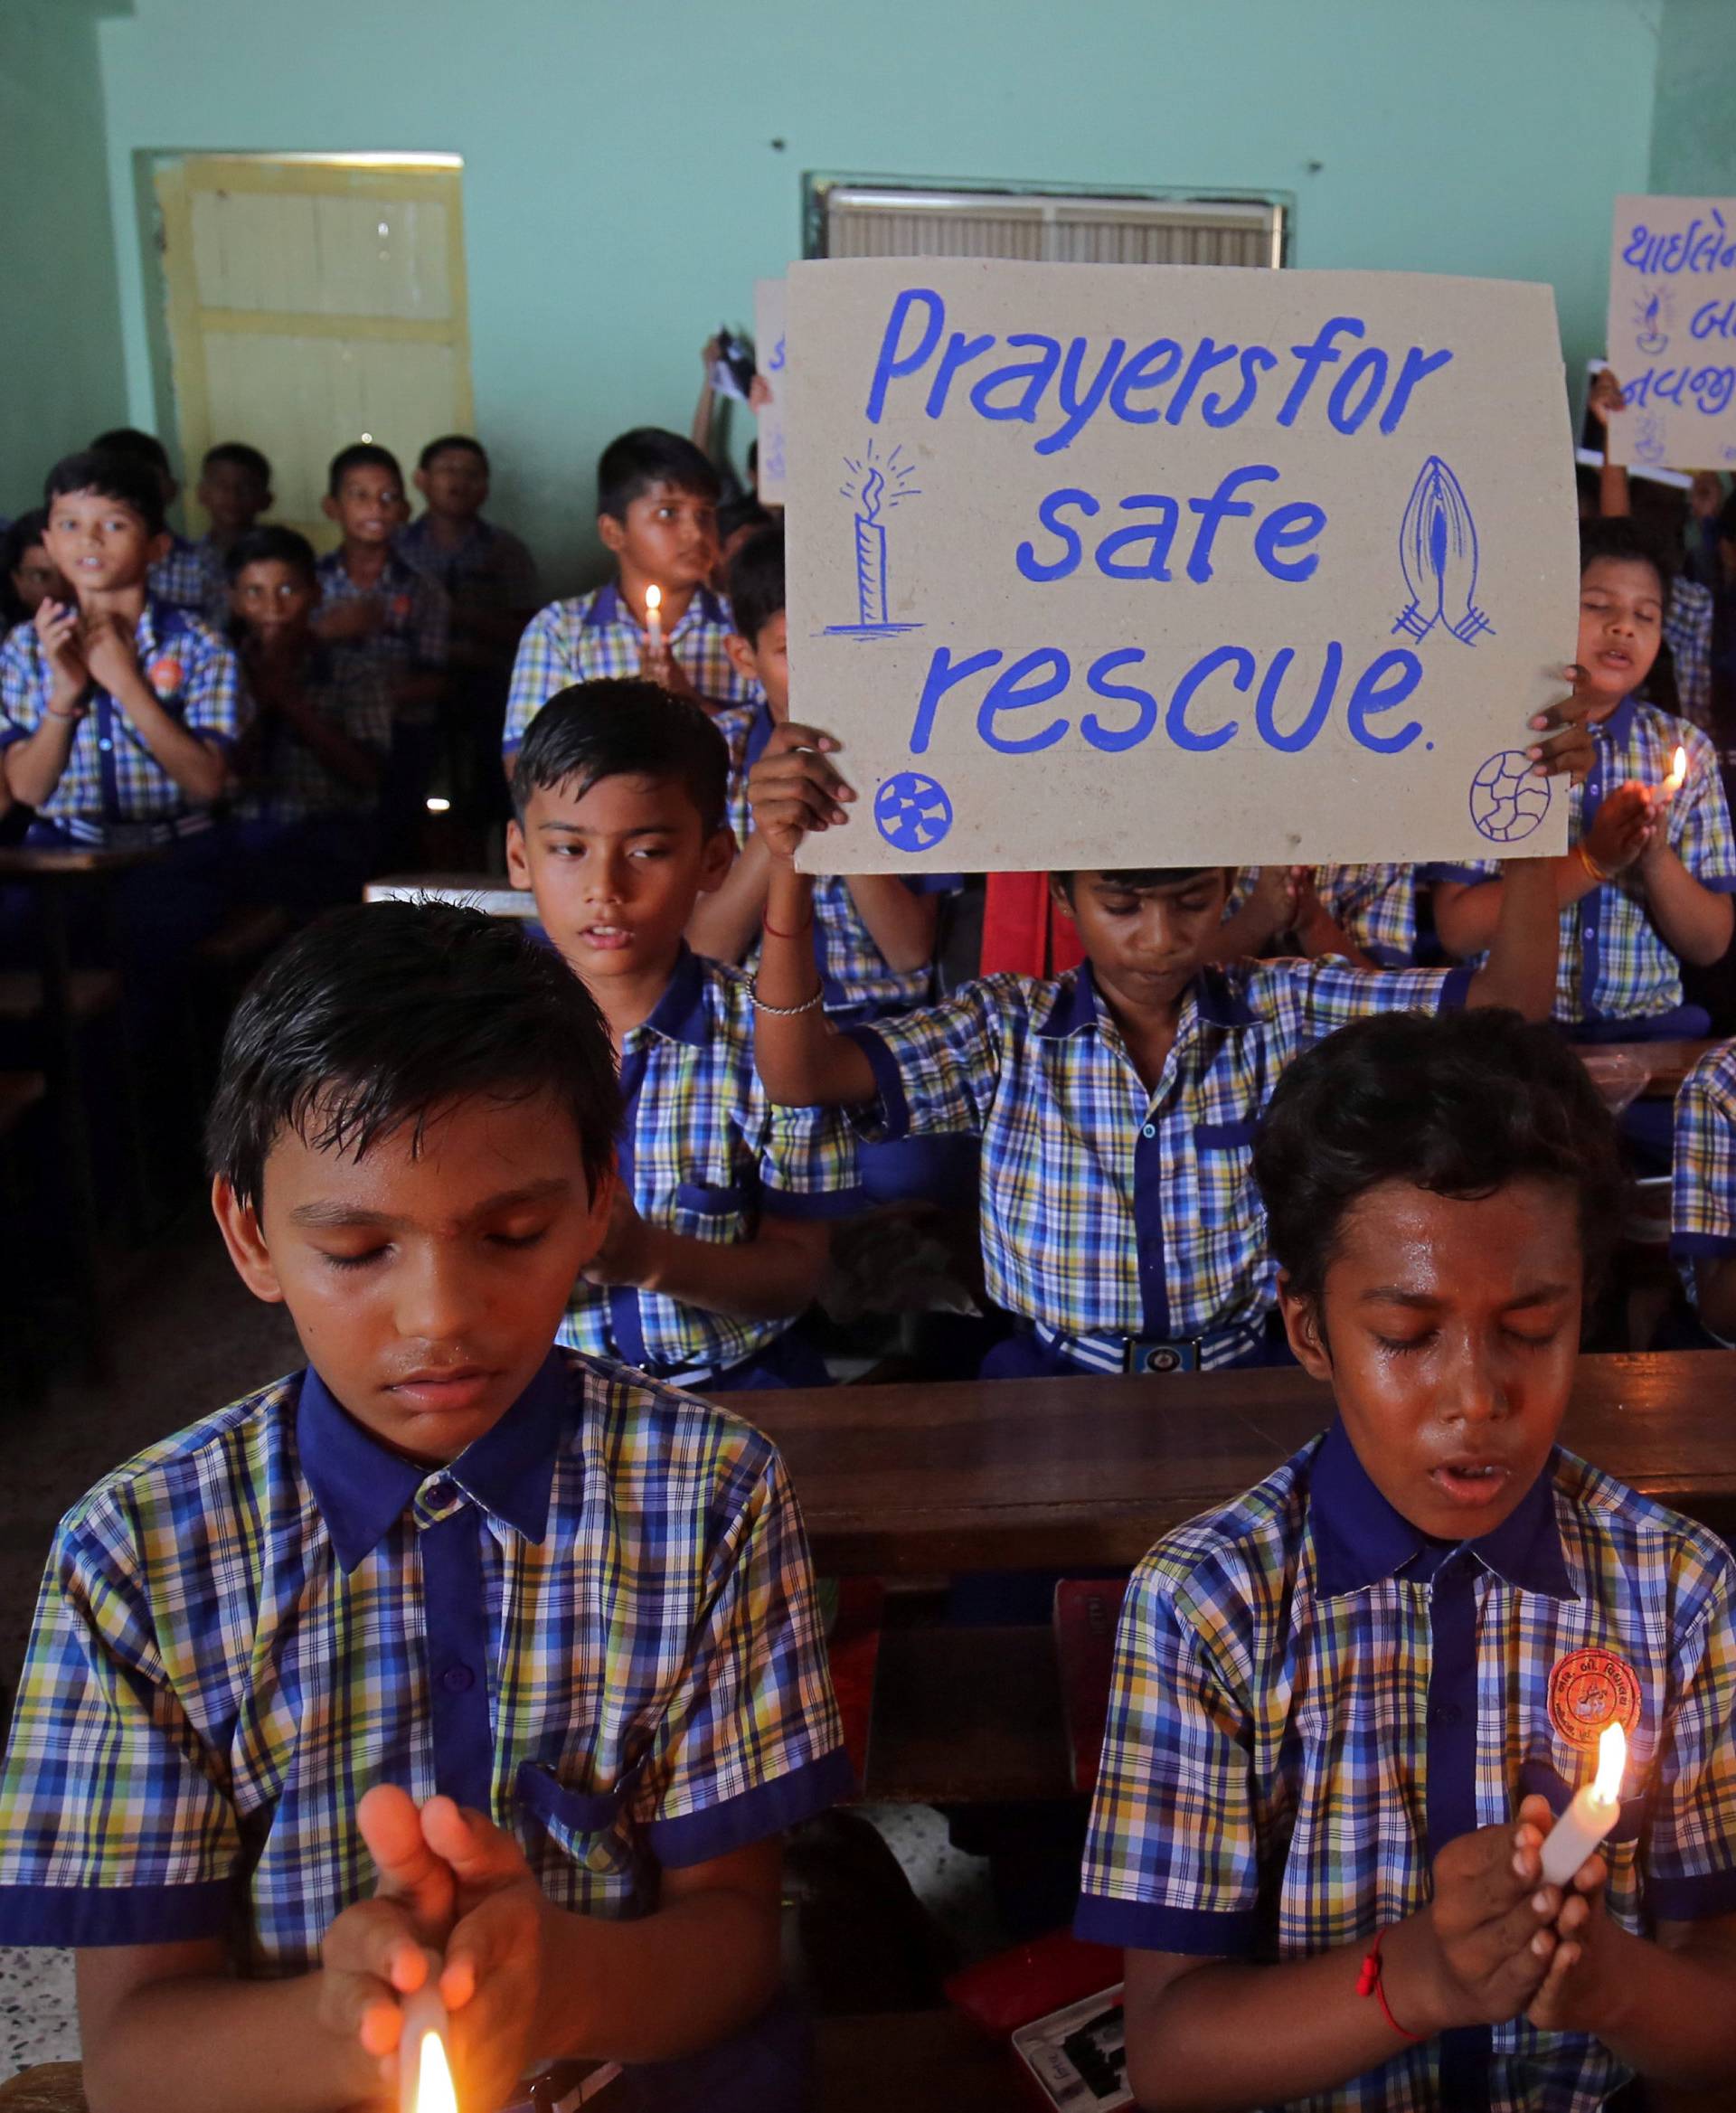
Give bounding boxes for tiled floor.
[0,1213,1004,2083]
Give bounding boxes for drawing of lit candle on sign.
[1392,457,1493,646]
[826,440,922,638]
[1633,286,1671,356]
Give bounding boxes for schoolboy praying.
[503,429,759,750]
[0,902,850,2113]
[1079,1008,1736,2110]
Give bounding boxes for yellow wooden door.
[153,154,474,550]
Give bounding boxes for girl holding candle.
[1432,514,1736,1170]
[1078,1008,1736,2111]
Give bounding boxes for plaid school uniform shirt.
[1227,864,1420,967]
[398,514,539,618]
[238,641,393,822]
[148,530,220,617]
[1432,700,1736,1025]
[0,1347,851,1969]
[503,583,760,753]
[557,949,863,1381]
[1077,1422,1736,2112]
[844,957,1470,1357]
[0,598,241,842]
[717,702,959,1021]
[1665,578,1715,732]
[315,550,450,723]
[1671,1041,1736,1331]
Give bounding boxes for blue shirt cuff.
[0,1879,233,1947]
[1073,1892,1260,1955]
[1647,1864,1736,1922]
[1426,864,1491,885]
[1699,875,1736,893]
[642,1746,854,1867]
[839,1026,910,1141]
[1436,965,1475,1013]
[760,1184,867,1221]
[1671,1231,1736,1259]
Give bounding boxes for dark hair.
[1,509,51,626]
[225,524,319,585]
[597,427,720,522]
[328,442,404,497]
[90,427,172,477]
[206,901,619,1212]
[1057,866,1224,894]
[726,524,786,646]
[512,679,731,833]
[1580,514,1673,608]
[203,440,272,486]
[1252,1009,1626,1311]
[44,450,165,538]
[419,433,488,472]
[719,495,773,545]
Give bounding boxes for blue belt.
[1034,1316,1269,1375]
[63,811,213,849]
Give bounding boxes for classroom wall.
[1651,0,1736,195]
[80,0,1673,586]
[0,1,130,517]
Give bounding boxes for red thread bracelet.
[1356,1926,1425,2042]
[761,909,814,939]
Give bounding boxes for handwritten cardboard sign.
[784,258,1576,874]
[754,277,788,505]
[1605,195,1736,472]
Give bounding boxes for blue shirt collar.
[1597,694,1639,750]
[1033,960,1254,1041]
[743,700,778,766]
[584,580,726,632]
[628,942,709,1048]
[1309,1419,1575,1600]
[297,1349,571,1572]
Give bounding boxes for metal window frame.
[803,171,1293,267]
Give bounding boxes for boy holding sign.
[746,706,1586,1379]
[1079,1009,1736,2110]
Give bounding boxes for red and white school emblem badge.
[390,594,411,624]
[146,655,184,697]
[1547,1647,1641,1750]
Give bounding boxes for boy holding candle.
[503,429,759,753]
[742,692,1588,1379]
[506,679,863,1386]
[0,901,852,2113]
[1075,1007,1736,2109]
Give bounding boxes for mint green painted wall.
[1652,0,1736,193]
[0,2,129,514]
[93,0,1666,586]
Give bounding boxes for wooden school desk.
[736,1353,1736,1805]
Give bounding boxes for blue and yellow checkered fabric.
[1078,1423,1736,2110]
[0,1350,850,1968]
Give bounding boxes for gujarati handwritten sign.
[784,259,1576,874]
[754,278,788,504]
[1605,195,1736,472]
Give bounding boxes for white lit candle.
[399,1950,455,2113]
[1539,1721,1626,1887]
[644,582,663,656]
[1663,743,1688,797]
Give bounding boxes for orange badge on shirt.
[391,595,412,624]
[146,656,184,697]
[1548,1647,1641,1750]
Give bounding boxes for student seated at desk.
[503,429,759,753]
[1077,1007,1736,2113]
[0,450,240,1026]
[1431,517,1736,1168]
[507,681,862,1389]
[743,709,1585,1380]
[0,901,851,2113]
[227,525,390,911]
[1669,1039,1736,1344]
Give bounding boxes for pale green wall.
[0,1,129,517]
[74,0,1683,582]
[1652,0,1736,193]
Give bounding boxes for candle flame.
[412,2023,458,2113]
[1671,744,1688,785]
[644,584,662,615]
[1593,1720,1626,1804]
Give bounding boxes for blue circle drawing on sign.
[1468,750,1552,844]
[875,770,954,854]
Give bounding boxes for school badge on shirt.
[1548,1647,1642,1749]
[146,656,184,699]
